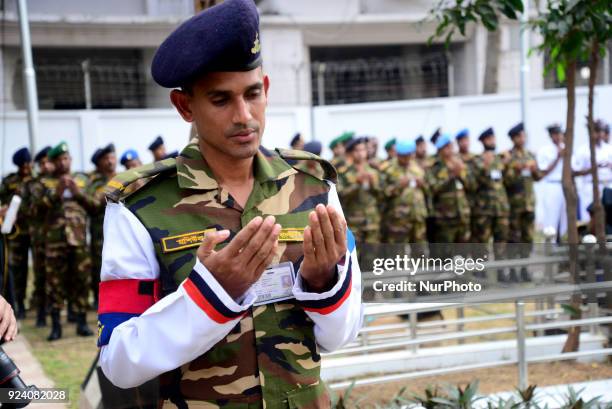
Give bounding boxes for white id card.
[521,168,531,177]
[490,169,502,180]
[252,262,296,306]
[455,179,463,190]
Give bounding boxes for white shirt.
[573,142,612,184]
[537,144,563,182]
[98,182,364,389]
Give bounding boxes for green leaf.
[557,64,566,82]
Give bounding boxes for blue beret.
[415,135,425,144]
[120,149,139,166]
[303,141,322,156]
[455,129,469,140]
[148,136,164,151]
[435,134,452,150]
[164,151,179,159]
[34,146,51,163]
[396,140,415,155]
[151,0,262,88]
[508,122,524,138]
[346,137,368,153]
[12,147,31,167]
[479,127,494,141]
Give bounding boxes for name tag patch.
[252,262,296,306]
[161,229,216,253]
[278,228,305,242]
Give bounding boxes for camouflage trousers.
[385,219,427,258]
[45,242,91,313]
[90,236,103,303]
[431,217,470,259]
[508,210,535,259]
[471,214,509,260]
[7,230,30,308]
[30,236,47,310]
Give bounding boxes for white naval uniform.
[573,142,612,222]
[98,183,364,389]
[537,144,566,237]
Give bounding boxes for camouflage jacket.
[41,173,92,246]
[0,172,33,235]
[503,147,542,213]
[471,153,510,217]
[337,163,381,233]
[425,158,470,220]
[103,141,342,408]
[382,160,428,225]
[87,172,111,243]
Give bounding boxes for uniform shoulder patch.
[275,148,337,184]
[105,158,177,202]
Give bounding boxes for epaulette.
[105,158,177,202]
[276,148,337,184]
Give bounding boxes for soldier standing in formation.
[120,149,142,170]
[42,142,94,340]
[0,148,33,318]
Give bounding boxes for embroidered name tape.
[161,229,216,253]
[278,228,305,242]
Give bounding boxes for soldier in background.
[456,129,477,246]
[88,144,117,309]
[383,138,396,164]
[367,136,382,170]
[504,123,542,281]
[330,131,354,170]
[425,134,470,257]
[0,148,33,318]
[149,135,168,161]
[297,141,325,179]
[415,135,428,170]
[537,124,566,238]
[289,132,304,150]
[42,142,94,340]
[120,149,143,170]
[471,128,511,281]
[338,137,381,246]
[382,140,428,256]
[25,146,54,326]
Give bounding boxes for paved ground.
[3,333,69,408]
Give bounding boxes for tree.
[429,0,612,352]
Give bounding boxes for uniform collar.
[176,139,297,190]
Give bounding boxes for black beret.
[508,122,524,138]
[430,128,441,145]
[164,151,179,159]
[547,123,562,134]
[303,141,322,156]
[91,144,115,165]
[148,136,164,151]
[415,135,425,144]
[12,147,31,167]
[290,133,302,147]
[151,0,262,88]
[90,149,102,165]
[346,137,368,153]
[479,127,494,141]
[594,119,609,133]
[34,146,51,163]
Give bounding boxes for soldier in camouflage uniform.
[504,123,542,282]
[42,142,94,340]
[455,129,478,245]
[382,140,428,256]
[98,1,362,407]
[0,148,33,318]
[337,137,381,244]
[471,128,512,281]
[25,146,54,326]
[87,144,117,308]
[414,135,429,171]
[425,134,471,258]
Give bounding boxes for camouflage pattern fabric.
[87,172,111,301]
[470,153,510,259]
[26,176,50,310]
[381,159,428,247]
[0,173,32,309]
[41,173,92,312]
[337,163,381,244]
[105,140,335,408]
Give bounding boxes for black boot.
[47,309,62,341]
[76,313,94,337]
[67,303,77,323]
[36,306,46,328]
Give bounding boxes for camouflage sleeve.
[292,183,363,352]
[98,202,257,389]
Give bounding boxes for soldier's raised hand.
[197,216,281,300]
[300,204,347,292]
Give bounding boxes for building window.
[13,48,146,110]
[310,45,449,106]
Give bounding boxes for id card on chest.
[252,261,297,306]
